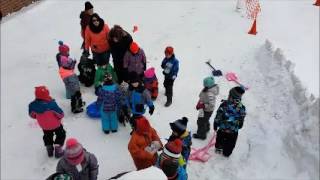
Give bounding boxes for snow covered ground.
[1,0,319,179]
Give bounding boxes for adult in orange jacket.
[84,13,110,66]
[128,116,163,170]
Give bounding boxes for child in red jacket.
[143,67,158,100]
[28,86,66,158]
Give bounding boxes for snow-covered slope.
[1,0,318,179]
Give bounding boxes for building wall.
[0,0,40,17]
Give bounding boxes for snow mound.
[256,40,319,179]
[117,167,166,180]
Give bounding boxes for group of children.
[28,1,247,180]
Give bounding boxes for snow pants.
[100,110,118,131]
[163,78,174,98]
[215,129,238,157]
[93,51,110,66]
[196,111,213,138]
[42,125,66,146]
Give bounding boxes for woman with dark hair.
[84,13,110,67]
[108,25,133,83]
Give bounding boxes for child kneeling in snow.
[56,138,99,180]
[156,139,188,180]
[96,73,123,134]
[193,76,219,140]
[59,56,85,113]
[28,86,66,158]
[168,117,192,169]
[143,67,159,100]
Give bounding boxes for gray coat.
[56,151,99,180]
[199,85,219,112]
[63,74,81,96]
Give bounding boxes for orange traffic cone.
[248,19,257,35]
[314,0,320,6]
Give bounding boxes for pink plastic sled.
[189,134,216,162]
[225,72,249,90]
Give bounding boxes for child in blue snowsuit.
[124,74,154,131]
[214,86,246,157]
[96,73,123,134]
[168,117,192,169]
[161,46,179,107]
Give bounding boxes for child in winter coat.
[94,63,118,95]
[96,73,123,134]
[56,41,70,68]
[214,86,246,157]
[161,46,179,107]
[143,67,158,100]
[125,73,155,130]
[156,139,188,180]
[56,138,99,180]
[59,56,85,113]
[78,54,96,87]
[28,86,66,158]
[168,117,192,169]
[128,116,162,170]
[123,41,146,81]
[193,76,219,140]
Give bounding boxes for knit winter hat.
[164,139,183,159]
[65,138,84,166]
[130,41,139,54]
[203,76,215,88]
[229,86,245,100]
[85,1,94,11]
[144,67,155,78]
[165,46,174,55]
[129,72,141,84]
[58,41,69,56]
[135,116,151,135]
[35,86,52,101]
[169,117,188,136]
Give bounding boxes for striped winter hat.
[65,138,84,166]
[163,139,183,159]
[169,117,188,136]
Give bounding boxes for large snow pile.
[1,0,318,180]
[116,167,167,180]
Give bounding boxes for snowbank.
[258,40,319,179]
[116,167,166,180]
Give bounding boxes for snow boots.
[46,145,54,157]
[71,91,85,113]
[165,96,172,107]
[192,133,206,140]
[54,145,64,158]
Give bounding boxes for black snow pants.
[43,125,66,146]
[215,129,238,157]
[196,111,213,138]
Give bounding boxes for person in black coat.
[108,25,133,83]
